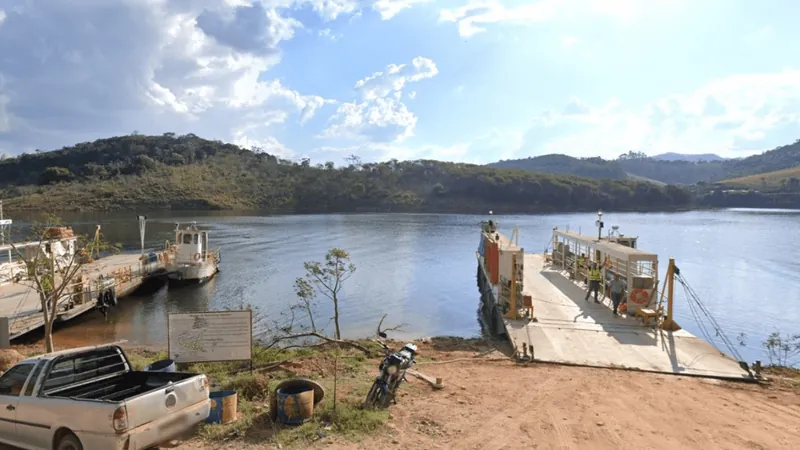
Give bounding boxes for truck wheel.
[56,432,83,450]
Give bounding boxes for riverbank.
[7,337,800,450]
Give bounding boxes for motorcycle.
[363,335,418,409]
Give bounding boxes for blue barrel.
[206,391,238,424]
[144,359,176,373]
[276,385,315,425]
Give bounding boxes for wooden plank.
[407,369,444,390]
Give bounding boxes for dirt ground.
[4,339,799,450]
[182,339,800,450]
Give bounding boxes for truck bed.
[46,371,197,402]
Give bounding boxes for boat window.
[193,234,199,244]
[183,233,193,244]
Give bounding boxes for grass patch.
[125,343,387,448]
[763,366,800,391]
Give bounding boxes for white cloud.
[318,28,342,40]
[233,134,295,159]
[0,9,6,24]
[439,0,561,38]
[372,0,431,20]
[439,0,684,37]
[0,0,332,155]
[304,0,360,21]
[321,57,438,143]
[518,70,800,158]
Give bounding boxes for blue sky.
[0,0,799,165]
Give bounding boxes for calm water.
[13,209,800,364]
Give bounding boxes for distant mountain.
[488,140,800,185]
[651,152,726,162]
[488,154,628,180]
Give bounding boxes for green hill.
[0,134,693,213]
[489,140,800,185]
[716,166,800,191]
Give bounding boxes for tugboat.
[167,222,220,284]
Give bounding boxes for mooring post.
[0,317,10,349]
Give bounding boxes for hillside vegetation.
[490,140,800,185]
[0,134,693,213]
[719,166,800,191]
[652,152,725,162]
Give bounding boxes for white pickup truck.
[0,344,210,450]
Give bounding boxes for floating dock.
[0,251,171,343]
[477,222,751,380]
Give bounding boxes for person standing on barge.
[585,263,602,303]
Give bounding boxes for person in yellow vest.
[576,253,586,281]
[585,263,602,303]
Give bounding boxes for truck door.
[0,362,35,447]
[14,361,51,450]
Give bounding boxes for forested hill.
[0,134,693,213]
[489,140,800,185]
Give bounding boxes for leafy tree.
[762,332,800,367]
[11,214,120,352]
[296,248,355,340]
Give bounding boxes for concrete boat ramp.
[476,222,751,381]
[0,252,171,342]
[505,254,750,379]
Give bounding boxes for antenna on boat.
[137,216,147,255]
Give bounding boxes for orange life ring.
[193,253,202,261]
[630,289,650,305]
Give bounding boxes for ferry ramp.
[506,253,751,380]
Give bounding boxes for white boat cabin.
[174,223,210,263]
[551,226,659,312]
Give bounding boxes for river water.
[11,209,800,364]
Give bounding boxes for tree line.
[0,133,694,213]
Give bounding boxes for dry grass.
[721,166,800,189]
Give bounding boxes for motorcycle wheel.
[364,381,383,409]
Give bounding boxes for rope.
[675,272,745,362]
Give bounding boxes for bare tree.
[253,248,372,354]
[12,214,119,353]
[299,248,355,340]
[345,154,362,170]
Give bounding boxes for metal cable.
[675,273,744,362]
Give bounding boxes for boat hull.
[168,261,219,285]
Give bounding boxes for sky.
[0,0,799,165]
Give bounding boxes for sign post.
[167,310,253,364]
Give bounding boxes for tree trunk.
[333,296,341,340]
[44,318,55,353]
[39,293,54,353]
